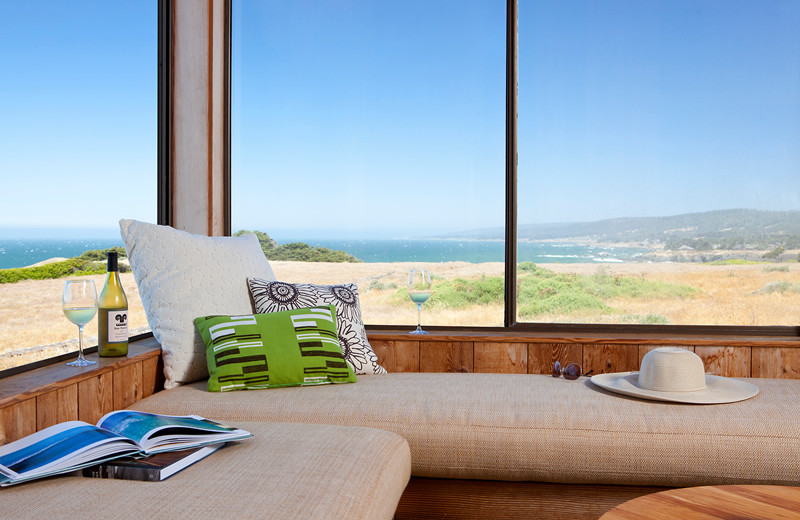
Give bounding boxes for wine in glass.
[408,269,432,334]
[63,279,98,367]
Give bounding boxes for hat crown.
[638,347,706,392]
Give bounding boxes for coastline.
[3,258,800,370]
[4,235,797,270]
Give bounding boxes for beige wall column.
[169,0,229,236]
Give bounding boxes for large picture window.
[0,1,156,370]
[232,0,506,328]
[232,0,800,333]
[517,0,800,328]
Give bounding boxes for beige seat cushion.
[1,422,410,520]
[131,373,800,487]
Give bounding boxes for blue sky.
[1,1,798,239]
[0,1,156,237]
[519,0,800,224]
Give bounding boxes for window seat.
[3,332,800,519]
[125,371,800,519]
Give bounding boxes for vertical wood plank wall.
[0,338,163,446]
[2,333,799,445]
[368,334,800,378]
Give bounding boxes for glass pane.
[518,0,800,326]
[233,1,506,327]
[0,1,156,369]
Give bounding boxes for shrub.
[400,275,505,309]
[753,281,800,295]
[585,270,697,300]
[619,314,671,325]
[0,258,106,284]
[517,271,608,317]
[368,279,397,291]
[763,246,785,260]
[515,265,697,318]
[518,289,609,318]
[233,230,360,262]
[79,246,127,262]
[705,259,761,266]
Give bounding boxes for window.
[232,0,800,333]
[0,1,156,370]
[232,0,506,328]
[518,0,800,328]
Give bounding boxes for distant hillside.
[233,230,361,262]
[446,209,800,251]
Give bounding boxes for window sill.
[0,336,162,408]
[365,326,800,347]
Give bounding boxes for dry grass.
[3,260,799,369]
[270,261,507,327]
[0,274,150,370]
[541,263,800,326]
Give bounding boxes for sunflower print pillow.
[248,278,387,375]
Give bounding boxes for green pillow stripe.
[195,305,357,392]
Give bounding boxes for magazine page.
[96,410,252,453]
[0,421,142,486]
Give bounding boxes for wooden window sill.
[365,327,800,347]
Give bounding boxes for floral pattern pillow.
[248,278,387,375]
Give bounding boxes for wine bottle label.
[107,310,128,343]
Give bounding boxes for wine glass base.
[66,358,96,367]
[409,329,429,335]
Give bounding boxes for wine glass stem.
[76,324,86,362]
[416,303,422,330]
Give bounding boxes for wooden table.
[599,485,800,520]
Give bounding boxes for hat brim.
[590,372,759,404]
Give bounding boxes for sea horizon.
[0,236,646,270]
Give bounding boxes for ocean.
[0,239,125,270]
[0,237,646,270]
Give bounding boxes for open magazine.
[0,410,252,486]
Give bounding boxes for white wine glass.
[63,279,98,367]
[408,269,432,334]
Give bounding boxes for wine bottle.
[98,250,128,357]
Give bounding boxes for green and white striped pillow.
[194,305,356,392]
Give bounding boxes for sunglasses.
[552,361,594,380]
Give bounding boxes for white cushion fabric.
[120,219,275,388]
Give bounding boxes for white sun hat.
[590,347,759,404]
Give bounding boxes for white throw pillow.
[120,219,275,388]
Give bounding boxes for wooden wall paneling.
[752,347,800,379]
[142,354,164,398]
[77,371,114,424]
[474,342,527,373]
[583,344,638,375]
[113,361,143,410]
[528,343,583,375]
[36,384,78,431]
[637,345,693,369]
[370,339,393,371]
[0,398,36,445]
[392,341,421,372]
[420,341,473,373]
[371,340,420,373]
[695,346,750,378]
